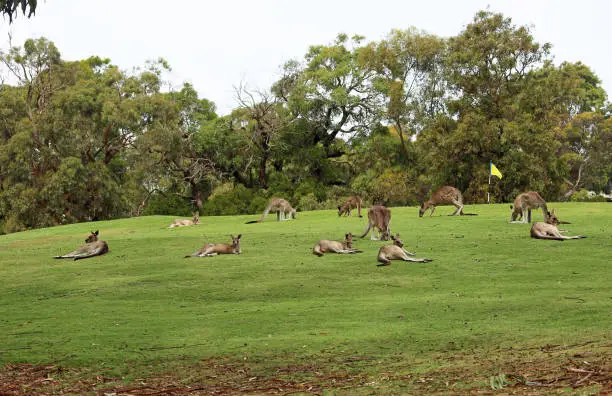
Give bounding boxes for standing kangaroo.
[510,192,550,223]
[169,212,200,228]
[185,234,242,257]
[419,186,471,217]
[338,196,363,217]
[377,234,433,266]
[312,232,363,256]
[359,206,391,241]
[530,209,586,241]
[246,198,296,224]
[53,231,109,260]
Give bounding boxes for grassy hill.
[0,203,610,393]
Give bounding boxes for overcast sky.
[1,0,609,115]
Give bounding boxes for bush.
[143,192,193,216]
[569,190,608,202]
[202,184,262,216]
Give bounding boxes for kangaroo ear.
[237,234,242,239]
[396,233,400,237]
[552,208,556,214]
[95,230,99,235]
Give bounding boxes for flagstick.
[488,163,491,204]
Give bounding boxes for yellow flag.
[490,162,502,179]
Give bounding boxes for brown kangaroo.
[338,196,363,217]
[185,234,242,257]
[419,186,472,217]
[312,232,363,256]
[530,209,585,241]
[359,206,391,241]
[510,192,549,223]
[169,212,200,228]
[377,234,433,266]
[54,230,109,260]
[246,198,296,224]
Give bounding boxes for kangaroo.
[338,196,363,217]
[53,230,109,260]
[245,198,296,224]
[185,234,242,257]
[312,232,363,256]
[510,192,549,223]
[530,209,585,241]
[377,234,433,266]
[169,212,200,228]
[359,205,391,240]
[419,186,473,217]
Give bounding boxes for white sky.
[1,0,610,115]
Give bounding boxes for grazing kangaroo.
[359,205,391,241]
[246,198,296,224]
[185,234,242,257]
[169,212,200,228]
[530,209,586,241]
[419,186,473,217]
[338,196,363,217]
[510,192,549,223]
[377,234,433,266]
[53,231,109,260]
[312,232,363,256]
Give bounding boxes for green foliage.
[142,193,193,216]
[1,10,611,233]
[202,184,261,216]
[0,0,36,22]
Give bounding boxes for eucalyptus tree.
[0,0,36,23]
[420,11,552,201]
[364,28,446,158]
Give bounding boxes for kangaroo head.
[391,233,403,247]
[230,234,242,253]
[193,212,200,225]
[337,206,343,216]
[85,230,99,243]
[344,232,353,248]
[381,229,391,241]
[418,203,426,217]
[546,209,561,226]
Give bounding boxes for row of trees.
[1,10,610,233]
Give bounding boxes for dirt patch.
[1,345,610,395]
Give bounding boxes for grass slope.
[0,203,610,392]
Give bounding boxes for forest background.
[1,9,610,234]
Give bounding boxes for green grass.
[0,203,610,392]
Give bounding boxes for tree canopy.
[0,10,609,233]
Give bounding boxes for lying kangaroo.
[169,212,200,228]
[312,232,363,256]
[419,186,474,217]
[338,196,363,217]
[359,205,391,241]
[530,209,585,241]
[185,234,242,257]
[54,230,109,260]
[510,191,549,223]
[246,198,296,224]
[377,234,433,266]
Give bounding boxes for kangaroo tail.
[460,212,478,216]
[531,235,565,241]
[359,221,372,238]
[245,220,261,224]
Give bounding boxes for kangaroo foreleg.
[402,249,416,256]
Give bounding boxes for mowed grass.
[0,203,610,391]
